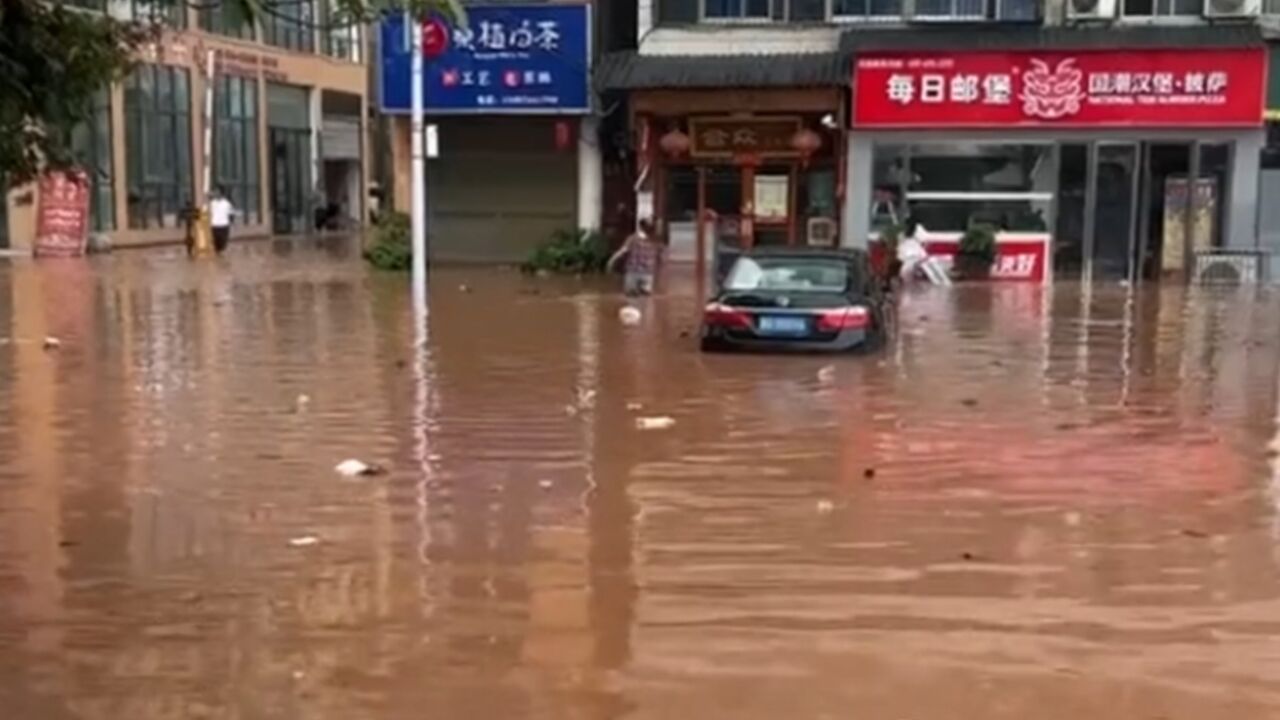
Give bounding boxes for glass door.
[1087,143,1140,283]
[270,127,311,235]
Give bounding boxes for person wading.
[208,187,237,254]
[607,218,663,297]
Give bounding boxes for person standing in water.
[208,187,236,254]
[607,218,663,296]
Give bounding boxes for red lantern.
[659,128,691,157]
[555,120,573,151]
[790,128,823,158]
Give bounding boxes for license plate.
[757,315,808,336]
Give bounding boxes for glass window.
[214,76,262,226]
[833,0,904,19]
[125,64,192,230]
[914,0,985,18]
[199,0,252,38]
[265,0,316,52]
[131,0,185,27]
[320,0,361,61]
[704,0,772,19]
[725,255,854,293]
[873,143,1054,234]
[69,89,115,233]
[1122,0,1200,16]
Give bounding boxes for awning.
[840,24,1264,54]
[595,51,847,91]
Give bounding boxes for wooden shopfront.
[631,88,844,280]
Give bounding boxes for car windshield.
[724,256,852,294]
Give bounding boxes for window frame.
[125,64,193,230]
[1119,0,1204,20]
[264,0,317,53]
[213,75,262,226]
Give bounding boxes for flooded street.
[5,239,1280,719]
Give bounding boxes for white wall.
[639,25,841,56]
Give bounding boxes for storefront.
[597,50,850,281]
[843,27,1268,284]
[379,4,593,263]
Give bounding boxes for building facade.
[599,0,1280,284]
[380,2,605,263]
[1,0,370,251]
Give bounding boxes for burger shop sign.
[852,47,1266,127]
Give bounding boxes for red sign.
[853,48,1266,128]
[923,236,1049,283]
[422,17,450,60]
[34,170,90,258]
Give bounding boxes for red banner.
[853,47,1266,128]
[34,170,90,257]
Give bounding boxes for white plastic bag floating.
[635,416,675,431]
[619,306,642,326]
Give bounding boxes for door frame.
[1082,141,1142,286]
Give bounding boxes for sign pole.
[409,12,428,311]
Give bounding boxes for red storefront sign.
[923,235,1049,283]
[34,170,90,258]
[853,48,1266,128]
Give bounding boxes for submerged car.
[700,248,889,353]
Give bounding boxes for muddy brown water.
[3,239,1280,719]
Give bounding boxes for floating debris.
[538,479,554,490]
[289,536,320,547]
[43,336,61,350]
[817,365,836,383]
[816,499,835,514]
[619,306,642,326]
[863,467,876,480]
[334,459,385,477]
[635,416,675,431]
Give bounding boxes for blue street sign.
[379,4,591,115]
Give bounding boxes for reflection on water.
[3,241,1280,718]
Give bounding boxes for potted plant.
[955,222,997,280]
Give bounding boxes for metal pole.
[409,12,428,311]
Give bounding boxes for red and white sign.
[853,48,1266,128]
[922,232,1050,283]
[422,17,450,59]
[34,170,90,258]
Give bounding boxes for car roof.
[738,247,868,262]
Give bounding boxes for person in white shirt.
[208,188,236,254]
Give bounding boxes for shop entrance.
[1056,141,1229,284]
[269,127,311,235]
[662,157,840,283]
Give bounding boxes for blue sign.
[379,4,591,115]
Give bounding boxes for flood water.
[4,239,1280,719]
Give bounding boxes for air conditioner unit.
[1193,251,1261,285]
[1204,0,1261,18]
[807,218,838,247]
[1067,0,1118,19]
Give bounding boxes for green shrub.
[523,228,608,274]
[958,222,997,267]
[364,212,412,271]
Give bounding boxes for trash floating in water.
[626,401,644,411]
[289,536,320,547]
[459,284,472,293]
[816,499,835,514]
[635,416,675,430]
[335,459,385,477]
[619,306,642,326]
[863,467,876,479]
[538,479,554,490]
[295,394,311,410]
[43,336,61,350]
[817,365,836,383]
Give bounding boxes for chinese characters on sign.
[854,48,1265,127]
[688,117,802,159]
[379,4,590,114]
[34,171,90,258]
